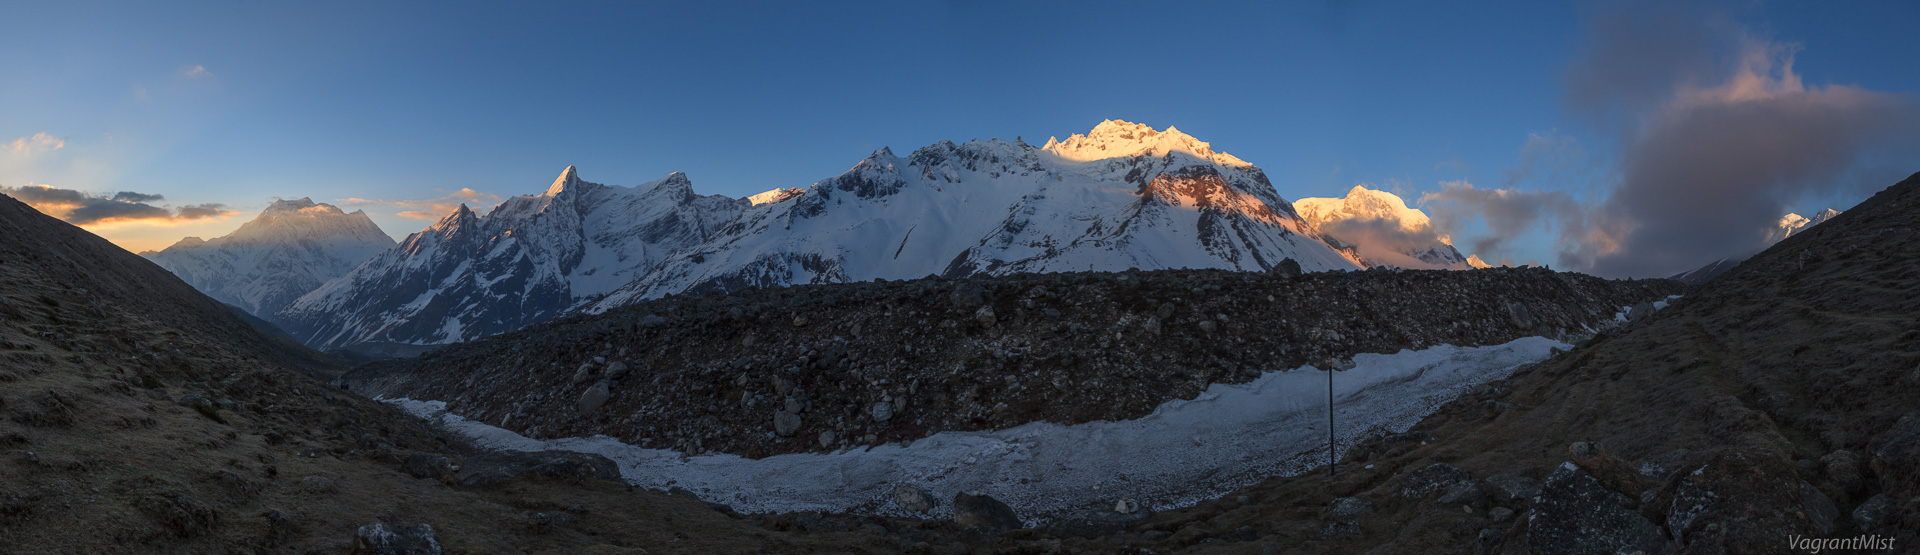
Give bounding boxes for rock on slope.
[1107,172,1920,553]
[0,192,910,553]
[142,198,393,318]
[590,120,1360,309]
[274,167,746,351]
[344,265,1677,458]
[1294,185,1480,270]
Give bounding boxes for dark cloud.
[1562,0,1740,128]
[1420,182,1589,265]
[2,184,89,205]
[1436,3,1920,278]
[111,191,165,203]
[1,184,235,225]
[1588,80,1920,277]
[174,203,232,220]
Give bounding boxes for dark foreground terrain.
[347,266,1676,458]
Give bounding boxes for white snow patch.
[385,337,1563,524]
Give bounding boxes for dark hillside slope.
[0,195,341,378]
[0,193,899,553]
[1121,172,1920,554]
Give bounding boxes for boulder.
[869,401,894,423]
[893,484,936,514]
[773,411,802,437]
[949,283,984,309]
[1820,449,1865,495]
[1666,449,1828,552]
[1801,481,1839,535]
[1852,493,1894,530]
[1568,441,1652,500]
[1269,258,1302,278]
[604,361,631,381]
[1868,410,1920,483]
[1627,302,1654,322]
[456,450,621,487]
[577,381,612,414]
[1437,480,1486,508]
[1326,497,1374,519]
[351,522,442,555]
[974,306,997,328]
[1527,463,1669,555]
[1398,462,1470,499]
[1483,474,1541,503]
[401,453,451,480]
[953,492,1022,532]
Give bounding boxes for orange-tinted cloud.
[1,184,237,226]
[338,187,503,220]
[5,132,65,158]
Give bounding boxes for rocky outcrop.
[1527,463,1670,554]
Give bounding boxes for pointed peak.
[545,165,580,196]
[647,172,695,197]
[871,147,895,158]
[432,203,475,228]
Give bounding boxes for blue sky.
[4,1,1917,276]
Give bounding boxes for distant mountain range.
[142,198,394,317]
[274,168,745,351]
[145,121,1509,352]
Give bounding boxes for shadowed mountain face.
[273,168,748,352]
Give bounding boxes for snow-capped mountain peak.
[1042,119,1248,166]
[1293,185,1476,270]
[748,187,804,206]
[1767,207,1842,243]
[544,165,583,196]
[277,166,749,350]
[591,121,1358,307]
[144,198,395,318]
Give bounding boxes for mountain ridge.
[142,197,394,318]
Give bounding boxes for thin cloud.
[1,184,236,226]
[5,132,66,158]
[111,191,165,203]
[1419,181,1592,265]
[180,65,211,78]
[338,187,503,220]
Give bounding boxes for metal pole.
[1328,361,1335,477]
